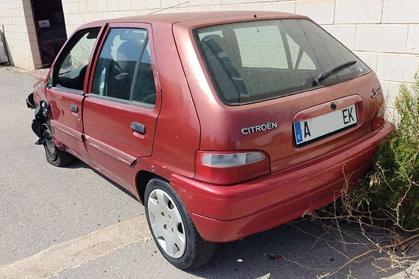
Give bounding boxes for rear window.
[195,19,369,105]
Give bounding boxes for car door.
[47,27,101,158]
[83,23,161,187]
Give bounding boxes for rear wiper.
[312,60,357,86]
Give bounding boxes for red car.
[27,11,394,270]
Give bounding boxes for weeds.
[368,76,419,230]
[293,76,419,278]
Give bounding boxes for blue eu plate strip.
[294,122,303,144]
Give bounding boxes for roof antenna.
[147,1,190,15]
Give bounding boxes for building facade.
[0,0,42,69]
[1,0,418,107]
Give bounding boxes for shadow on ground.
[69,161,409,279]
[67,160,140,202]
[191,220,409,279]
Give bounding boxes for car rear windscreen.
[194,19,369,105]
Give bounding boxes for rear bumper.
[171,122,394,243]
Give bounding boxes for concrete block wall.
[0,0,42,70]
[61,0,419,108]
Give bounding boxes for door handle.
[131,122,146,135]
[69,104,78,113]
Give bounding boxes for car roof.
[80,11,308,29]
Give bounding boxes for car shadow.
[66,160,409,279]
[66,160,140,203]
[190,220,408,279]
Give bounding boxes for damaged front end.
[26,92,50,145]
[26,92,36,109]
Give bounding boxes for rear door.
[47,28,101,158]
[82,23,160,186]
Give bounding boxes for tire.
[42,122,74,167]
[145,178,217,270]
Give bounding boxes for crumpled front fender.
[27,95,50,142]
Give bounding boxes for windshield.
[194,19,369,105]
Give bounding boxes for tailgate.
[201,72,382,174]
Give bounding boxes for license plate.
[294,104,357,146]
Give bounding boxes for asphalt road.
[0,67,415,279]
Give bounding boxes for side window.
[234,25,288,69]
[92,28,156,105]
[55,29,99,90]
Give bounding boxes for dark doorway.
[31,0,67,68]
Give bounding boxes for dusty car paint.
[29,11,394,245]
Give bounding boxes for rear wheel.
[145,178,217,270]
[42,122,74,167]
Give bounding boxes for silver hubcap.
[147,189,186,258]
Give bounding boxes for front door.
[82,23,160,187]
[47,27,101,158]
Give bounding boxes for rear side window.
[195,19,369,105]
[92,28,156,105]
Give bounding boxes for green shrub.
[367,74,419,230]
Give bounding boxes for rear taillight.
[195,151,270,185]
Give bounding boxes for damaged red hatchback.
[27,12,394,270]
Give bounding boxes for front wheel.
[145,178,217,270]
[42,122,74,167]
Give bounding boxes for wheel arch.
[135,170,169,204]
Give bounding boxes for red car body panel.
[171,122,393,242]
[31,12,395,243]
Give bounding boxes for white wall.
[60,0,419,108]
